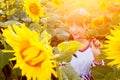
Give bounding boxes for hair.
[66,8,92,26]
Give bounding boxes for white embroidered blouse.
[69,43,104,80]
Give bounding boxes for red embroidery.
[79,42,91,52]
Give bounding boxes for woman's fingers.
[91,38,101,57]
[93,38,102,48]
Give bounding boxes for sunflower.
[8,0,15,5]
[23,0,44,22]
[99,0,109,10]
[51,0,63,7]
[2,24,57,80]
[91,17,105,28]
[104,27,120,68]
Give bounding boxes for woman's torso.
[70,46,94,76]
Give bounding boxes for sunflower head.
[2,24,57,80]
[51,0,63,7]
[91,17,105,28]
[23,0,44,22]
[99,0,109,10]
[104,26,120,68]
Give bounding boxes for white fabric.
[70,47,94,76]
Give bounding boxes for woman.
[66,8,104,80]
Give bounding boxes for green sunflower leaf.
[58,41,83,54]
[40,30,52,43]
[61,64,81,80]
[91,66,120,80]
[54,41,82,62]
[0,52,14,70]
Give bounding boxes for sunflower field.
[0,0,120,80]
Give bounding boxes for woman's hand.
[91,38,102,63]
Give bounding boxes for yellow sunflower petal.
[104,26,120,68]
[2,23,56,80]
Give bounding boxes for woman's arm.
[91,38,104,66]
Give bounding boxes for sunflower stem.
[56,62,62,80]
[9,61,14,69]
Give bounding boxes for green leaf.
[4,20,21,26]
[61,64,81,80]
[40,30,52,43]
[53,27,70,41]
[55,41,82,62]
[54,47,72,62]
[58,41,83,54]
[0,69,5,80]
[55,53,72,62]
[91,66,114,80]
[104,72,116,80]
[12,68,22,76]
[0,52,14,70]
